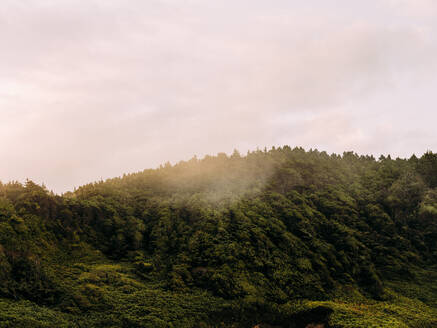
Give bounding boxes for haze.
[1,0,437,193]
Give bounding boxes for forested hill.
[0,146,437,327]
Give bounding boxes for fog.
[1,0,437,193]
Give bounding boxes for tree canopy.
[0,146,436,327]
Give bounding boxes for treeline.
[0,146,437,311]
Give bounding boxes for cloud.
[384,0,437,17]
[1,0,437,192]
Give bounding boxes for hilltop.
[0,146,436,327]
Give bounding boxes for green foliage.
[0,146,437,326]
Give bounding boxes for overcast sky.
[1,0,437,193]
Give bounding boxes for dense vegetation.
[0,146,437,327]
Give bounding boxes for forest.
[0,146,436,327]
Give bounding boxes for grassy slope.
[0,251,435,328]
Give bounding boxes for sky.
[1,0,437,193]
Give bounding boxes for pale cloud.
[384,0,437,17]
[1,0,437,192]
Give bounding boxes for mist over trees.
[0,146,436,327]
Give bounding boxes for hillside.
[0,146,436,327]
